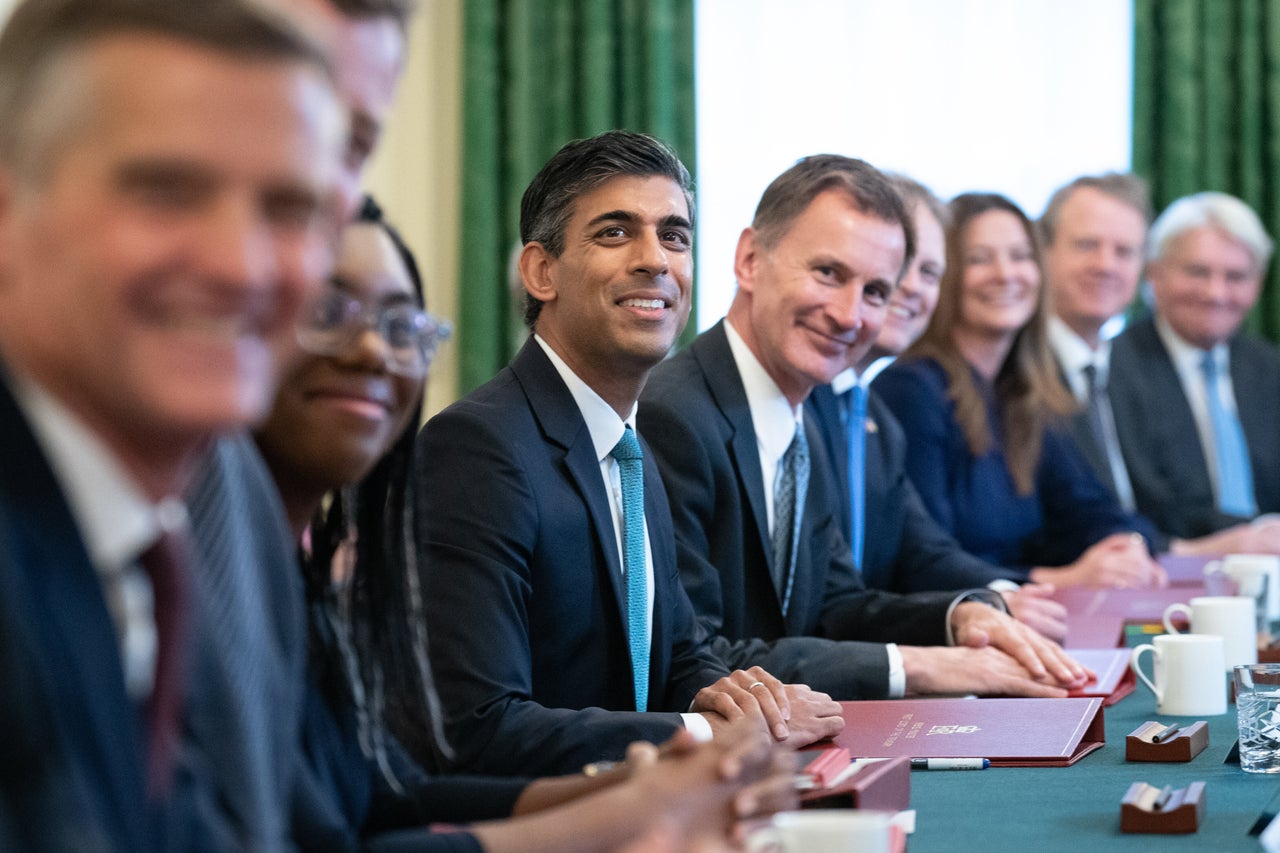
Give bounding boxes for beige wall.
[364,0,463,417]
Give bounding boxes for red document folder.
[1065,648,1136,706]
[1051,587,1198,622]
[834,698,1106,767]
[1063,613,1125,649]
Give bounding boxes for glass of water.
[1234,664,1280,773]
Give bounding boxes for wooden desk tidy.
[1120,781,1205,833]
[1125,720,1208,762]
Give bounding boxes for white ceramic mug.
[1129,633,1226,716]
[1163,596,1257,670]
[746,810,893,853]
[1212,554,1280,624]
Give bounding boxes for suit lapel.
[693,324,784,611]
[511,340,629,622]
[0,372,150,847]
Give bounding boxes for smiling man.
[1108,192,1280,539]
[416,130,842,778]
[639,155,1088,699]
[0,0,344,848]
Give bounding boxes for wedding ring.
[746,680,766,691]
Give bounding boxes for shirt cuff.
[944,589,1010,646]
[987,579,1021,594]
[680,712,714,742]
[886,643,905,698]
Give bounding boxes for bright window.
[694,0,1133,328]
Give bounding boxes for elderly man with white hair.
[1109,191,1280,540]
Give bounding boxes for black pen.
[1152,785,1173,811]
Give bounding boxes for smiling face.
[1148,225,1262,349]
[257,221,422,504]
[0,34,342,495]
[1044,186,1146,345]
[955,209,1041,347]
[731,189,905,405]
[521,174,693,400]
[875,201,944,357]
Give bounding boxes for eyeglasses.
[296,285,452,377]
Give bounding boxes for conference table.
[900,578,1279,851]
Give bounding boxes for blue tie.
[611,427,648,712]
[844,386,868,571]
[1202,352,1256,517]
[772,423,809,616]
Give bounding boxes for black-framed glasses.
[296,286,452,377]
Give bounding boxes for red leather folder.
[834,698,1106,767]
[1159,554,1215,587]
[1051,587,1198,623]
[1065,648,1137,706]
[1064,613,1125,648]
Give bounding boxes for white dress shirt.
[535,336,711,739]
[724,321,906,696]
[11,374,188,700]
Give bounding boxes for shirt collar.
[534,335,635,462]
[1155,314,1229,375]
[724,320,802,460]
[9,374,181,573]
[1049,314,1111,377]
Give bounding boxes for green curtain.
[458,0,696,393]
[1132,0,1280,342]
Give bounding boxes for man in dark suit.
[417,131,842,778]
[0,1,345,848]
[640,155,1088,700]
[807,176,1066,641]
[1108,191,1280,540]
[1042,177,1280,553]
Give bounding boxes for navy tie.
[1202,352,1256,516]
[844,386,868,570]
[772,423,809,616]
[611,427,649,712]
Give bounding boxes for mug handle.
[1163,602,1191,635]
[1130,643,1162,703]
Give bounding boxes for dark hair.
[518,129,693,329]
[904,192,1074,494]
[304,195,451,785]
[750,154,916,281]
[0,0,331,180]
[1039,172,1152,247]
[327,0,416,30]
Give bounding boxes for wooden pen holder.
[1126,721,1208,762]
[1120,781,1205,833]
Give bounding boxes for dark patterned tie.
[610,427,648,712]
[1081,363,1135,510]
[772,424,809,616]
[138,527,191,800]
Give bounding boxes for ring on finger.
[746,681,766,691]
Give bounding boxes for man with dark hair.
[640,155,1088,699]
[418,130,843,777]
[0,0,344,848]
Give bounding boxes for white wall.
[695,0,1133,328]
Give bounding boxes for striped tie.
[772,423,809,616]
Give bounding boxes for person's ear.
[733,227,761,295]
[519,241,558,306]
